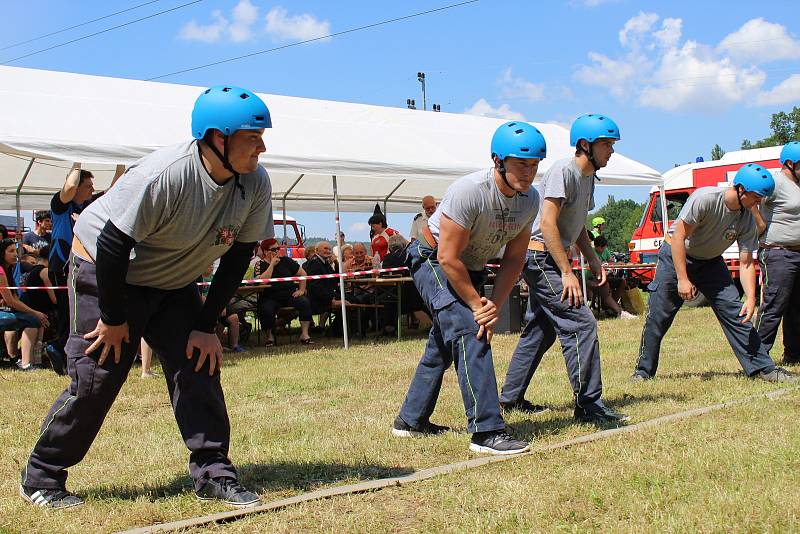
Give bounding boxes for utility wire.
[1,0,203,65]
[147,0,480,81]
[0,0,165,52]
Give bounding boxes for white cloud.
[639,41,765,112]
[718,18,800,64]
[497,68,544,101]
[349,222,369,233]
[265,6,331,42]
[619,12,658,48]
[179,10,228,43]
[229,0,259,43]
[463,98,525,120]
[756,74,800,106]
[574,13,796,113]
[178,0,260,43]
[573,51,639,98]
[654,17,682,49]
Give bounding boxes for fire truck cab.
[273,213,306,261]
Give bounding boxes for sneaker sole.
[391,428,425,438]
[468,443,531,455]
[575,415,631,425]
[19,485,84,509]
[196,495,262,507]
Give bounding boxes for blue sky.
[2,0,799,241]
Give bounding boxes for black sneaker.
[195,477,261,507]
[391,415,450,438]
[19,484,84,509]
[500,399,550,415]
[469,430,530,455]
[630,371,650,382]
[757,366,797,383]
[781,354,800,366]
[45,344,67,376]
[574,406,630,425]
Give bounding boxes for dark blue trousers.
[756,248,800,359]
[500,251,604,410]
[398,242,505,434]
[24,255,237,490]
[635,243,776,378]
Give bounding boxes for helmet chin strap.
[205,135,246,200]
[785,161,800,182]
[494,157,527,197]
[735,184,746,214]
[578,140,601,172]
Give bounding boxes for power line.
[1,0,204,65]
[146,0,480,81]
[0,0,165,52]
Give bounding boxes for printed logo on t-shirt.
[214,225,240,246]
[723,225,737,241]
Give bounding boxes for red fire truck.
[274,213,306,260]
[627,146,781,302]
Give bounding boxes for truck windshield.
[650,192,690,224]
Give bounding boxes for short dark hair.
[79,170,93,183]
[368,214,387,227]
[594,235,608,248]
[34,210,51,222]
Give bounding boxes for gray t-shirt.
[762,171,800,247]
[669,186,757,260]
[428,168,539,271]
[74,141,274,289]
[530,157,595,248]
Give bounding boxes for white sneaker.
[619,310,637,320]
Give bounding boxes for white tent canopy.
[0,66,661,213]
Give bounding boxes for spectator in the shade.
[0,238,50,371]
[47,167,94,368]
[254,238,314,346]
[306,240,348,331]
[304,243,316,262]
[369,214,399,262]
[23,211,52,256]
[409,196,437,241]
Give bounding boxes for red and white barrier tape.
[1,263,658,290]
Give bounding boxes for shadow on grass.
[84,460,415,502]
[659,370,744,381]
[505,392,690,440]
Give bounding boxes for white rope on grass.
[116,385,798,533]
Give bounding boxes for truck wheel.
[684,291,708,308]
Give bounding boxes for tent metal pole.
[15,157,35,246]
[332,175,349,349]
[659,184,668,239]
[282,174,304,247]
[579,252,587,301]
[382,179,406,215]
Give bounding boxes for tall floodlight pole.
[417,72,426,110]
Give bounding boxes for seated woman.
[0,238,50,371]
[254,238,313,346]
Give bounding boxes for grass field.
[0,306,797,533]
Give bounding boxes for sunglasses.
[267,247,280,252]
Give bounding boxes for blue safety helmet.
[733,163,775,197]
[780,141,800,165]
[491,121,547,160]
[191,86,271,139]
[570,114,621,146]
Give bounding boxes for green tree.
[711,144,725,160]
[741,106,800,150]
[587,195,646,254]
